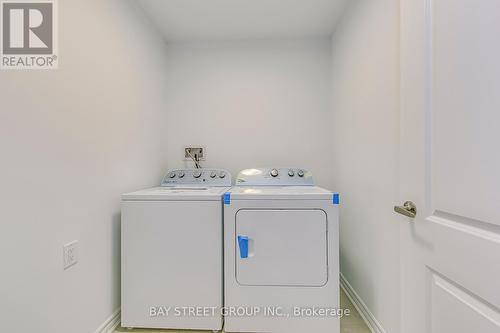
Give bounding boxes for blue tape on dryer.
[224,192,231,205]
[237,235,249,259]
[332,193,340,205]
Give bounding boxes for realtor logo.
[1,0,58,69]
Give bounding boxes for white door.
[235,209,328,286]
[399,0,500,332]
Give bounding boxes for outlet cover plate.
[184,147,205,161]
[63,240,78,269]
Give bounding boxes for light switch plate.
[63,240,78,269]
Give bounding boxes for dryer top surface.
[228,185,333,200]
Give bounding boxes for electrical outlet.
[63,241,78,269]
[184,147,205,160]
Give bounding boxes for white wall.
[0,1,169,332]
[162,38,334,188]
[330,0,400,332]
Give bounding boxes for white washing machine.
[121,168,231,330]
[223,168,340,333]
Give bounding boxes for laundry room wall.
[161,38,334,188]
[0,1,169,332]
[330,0,400,332]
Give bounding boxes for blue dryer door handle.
[237,235,249,259]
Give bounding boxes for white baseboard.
[94,308,121,333]
[340,272,386,333]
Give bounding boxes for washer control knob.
[288,169,295,177]
[210,171,217,178]
[270,169,279,177]
[297,169,305,177]
[177,171,185,178]
[168,172,176,178]
[193,170,202,178]
[219,171,226,178]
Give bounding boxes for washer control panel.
[161,169,231,187]
[236,168,314,186]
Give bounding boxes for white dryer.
[223,168,340,333]
[121,168,231,330]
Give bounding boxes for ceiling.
[136,0,347,42]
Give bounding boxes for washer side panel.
[122,200,223,330]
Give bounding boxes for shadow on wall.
[340,242,375,309]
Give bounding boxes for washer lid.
[122,186,230,201]
[228,186,333,200]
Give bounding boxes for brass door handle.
[394,201,417,218]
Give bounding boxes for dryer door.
[235,209,328,287]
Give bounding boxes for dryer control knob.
[177,171,185,178]
[270,169,279,177]
[210,171,217,178]
[193,170,202,178]
[288,169,295,177]
[168,172,176,178]
[219,171,226,178]
[297,169,305,177]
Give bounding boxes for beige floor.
[115,288,371,333]
[339,288,371,333]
